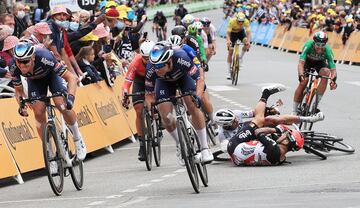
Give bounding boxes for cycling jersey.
[12,48,66,87]
[122,54,146,92]
[193,34,207,62]
[204,24,216,43]
[218,110,254,143]
[299,40,336,70]
[227,17,250,33]
[153,15,167,27]
[145,48,200,102]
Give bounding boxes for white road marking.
[173,169,186,173]
[345,81,360,87]
[111,196,148,208]
[209,91,252,111]
[207,85,239,91]
[162,174,177,178]
[106,195,123,199]
[88,201,105,206]
[122,189,138,193]
[0,196,106,204]
[150,179,164,183]
[136,183,152,188]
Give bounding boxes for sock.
[68,122,82,142]
[169,128,180,146]
[196,128,208,150]
[260,89,270,103]
[299,115,317,122]
[293,102,300,114]
[317,95,323,108]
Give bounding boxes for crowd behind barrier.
[0,77,137,183]
[217,20,360,64]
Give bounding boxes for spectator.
[33,7,45,24]
[79,10,91,26]
[75,46,103,85]
[23,5,32,27]
[13,2,27,37]
[0,35,19,66]
[0,14,15,35]
[0,25,14,50]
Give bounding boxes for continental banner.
[85,81,133,145]
[73,85,113,152]
[0,127,20,179]
[0,98,44,173]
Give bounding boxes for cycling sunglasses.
[314,42,326,47]
[17,59,31,65]
[154,63,166,70]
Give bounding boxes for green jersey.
[299,40,336,69]
[195,34,207,62]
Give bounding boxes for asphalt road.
[0,8,360,208]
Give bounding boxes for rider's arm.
[196,35,207,62]
[61,70,78,97]
[195,65,204,98]
[298,41,312,77]
[14,85,26,105]
[325,46,337,80]
[297,60,305,78]
[254,127,277,136]
[122,59,138,95]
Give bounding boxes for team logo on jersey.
[189,66,197,75]
[241,146,255,156]
[41,57,55,67]
[237,130,252,139]
[177,58,191,67]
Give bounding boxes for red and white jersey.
[231,140,271,166]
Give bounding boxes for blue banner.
[250,22,259,42]
[251,22,277,45]
[217,17,230,38]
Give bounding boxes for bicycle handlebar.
[305,71,332,80]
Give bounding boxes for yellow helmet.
[236,12,246,22]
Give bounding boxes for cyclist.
[122,40,155,161]
[201,17,217,62]
[226,12,251,80]
[218,84,306,166]
[181,14,195,29]
[187,24,207,67]
[168,35,217,128]
[153,11,167,41]
[292,31,337,115]
[145,43,214,165]
[12,43,87,165]
[174,3,188,25]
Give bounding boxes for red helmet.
[287,129,304,151]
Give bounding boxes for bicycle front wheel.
[68,129,84,191]
[42,123,64,196]
[191,127,208,187]
[153,118,162,167]
[323,141,355,153]
[177,119,200,193]
[142,109,153,171]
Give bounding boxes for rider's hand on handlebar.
[18,106,29,117]
[330,80,337,90]
[298,74,305,82]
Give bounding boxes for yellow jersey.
[227,17,250,33]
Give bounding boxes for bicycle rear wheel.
[42,123,64,196]
[142,109,153,171]
[153,118,162,167]
[68,130,84,191]
[177,119,200,193]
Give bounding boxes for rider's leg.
[264,112,325,126]
[201,90,214,123]
[227,47,233,79]
[31,102,47,139]
[134,102,145,160]
[317,67,331,106]
[163,26,167,40]
[293,77,309,114]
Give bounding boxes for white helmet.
[193,21,203,30]
[214,109,236,126]
[168,35,182,46]
[140,40,155,57]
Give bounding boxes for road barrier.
[0,77,136,183]
[217,19,360,64]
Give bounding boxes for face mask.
[9,27,14,35]
[69,22,79,31]
[55,20,70,29]
[115,21,125,30]
[17,11,25,19]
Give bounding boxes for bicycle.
[204,112,217,146]
[302,130,355,160]
[153,92,209,193]
[19,93,84,196]
[230,40,245,86]
[298,68,333,130]
[124,92,163,171]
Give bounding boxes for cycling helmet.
[181,14,194,27]
[187,24,198,35]
[201,17,211,27]
[236,12,246,22]
[313,31,328,45]
[214,109,236,126]
[149,43,173,65]
[193,21,203,31]
[171,25,187,39]
[168,35,182,47]
[287,129,304,151]
[140,40,155,57]
[13,42,35,60]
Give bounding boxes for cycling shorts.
[227,122,258,155]
[27,70,67,100]
[132,74,145,106]
[230,28,246,47]
[155,74,196,102]
[304,59,327,74]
